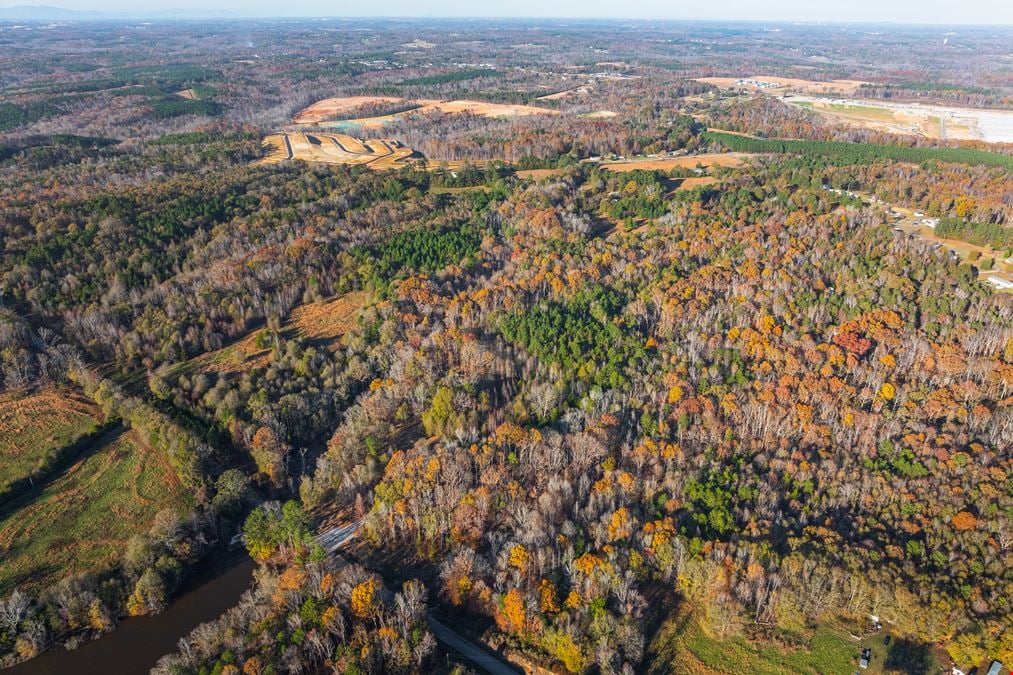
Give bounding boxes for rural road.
[427,616,523,675]
[318,520,520,675]
[317,519,362,552]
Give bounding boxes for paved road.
[317,519,362,552]
[427,616,522,675]
[316,520,519,675]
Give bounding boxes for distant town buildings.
[735,78,781,89]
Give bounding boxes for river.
[2,553,255,675]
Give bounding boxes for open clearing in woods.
[648,607,857,675]
[294,96,559,126]
[600,153,754,172]
[0,429,189,595]
[193,290,371,376]
[0,387,105,495]
[787,96,1013,143]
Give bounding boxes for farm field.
[0,387,105,497]
[192,290,371,376]
[786,95,1013,143]
[0,429,190,595]
[695,75,869,95]
[294,95,559,127]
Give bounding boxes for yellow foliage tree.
[351,577,378,619]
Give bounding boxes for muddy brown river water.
[2,553,254,675]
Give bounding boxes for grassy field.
[649,607,947,674]
[0,386,105,496]
[648,609,856,674]
[0,429,190,595]
[820,102,896,122]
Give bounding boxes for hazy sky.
[23,0,1013,24]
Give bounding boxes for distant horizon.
[2,1,1013,26]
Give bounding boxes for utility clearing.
[0,387,105,495]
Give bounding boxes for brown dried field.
[676,176,717,189]
[515,168,565,180]
[600,153,754,172]
[194,290,371,376]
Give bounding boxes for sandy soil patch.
[175,88,197,100]
[294,96,416,124]
[295,96,559,127]
[584,110,618,118]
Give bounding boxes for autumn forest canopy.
[0,16,1010,675]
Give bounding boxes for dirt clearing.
[295,96,559,127]
[696,76,869,95]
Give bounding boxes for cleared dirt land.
[0,429,189,595]
[696,75,868,95]
[193,290,371,376]
[787,96,1013,143]
[0,387,104,496]
[260,132,481,170]
[294,96,559,127]
[259,132,418,169]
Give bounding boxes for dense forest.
[0,16,1010,675]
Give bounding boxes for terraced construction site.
[259,132,419,168]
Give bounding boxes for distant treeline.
[0,134,116,162]
[401,68,504,86]
[702,131,1013,170]
[146,97,224,120]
